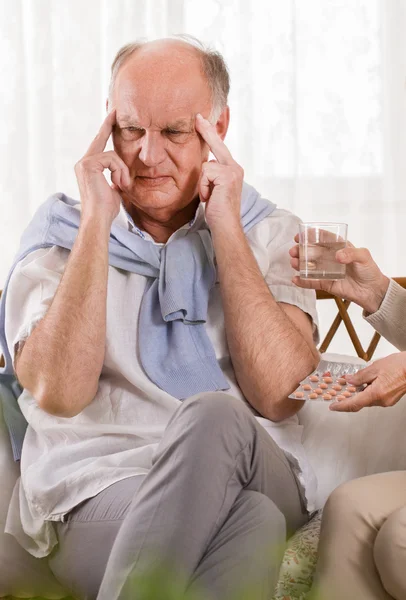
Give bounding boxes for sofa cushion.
[272,511,322,600]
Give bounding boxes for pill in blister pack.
[289,358,365,403]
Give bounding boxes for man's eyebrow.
[165,118,193,130]
[118,115,143,126]
[117,116,194,130]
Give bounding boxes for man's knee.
[374,506,406,600]
[180,392,252,432]
[156,393,257,468]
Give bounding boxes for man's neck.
[122,196,201,244]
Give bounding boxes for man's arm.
[195,112,319,420]
[15,217,111,418]
[15,109,129,418]
[212,222,319,421]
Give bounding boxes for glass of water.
[298,223,348,280]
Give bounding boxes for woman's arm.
[363,279,406,351]
[289,240,406,349]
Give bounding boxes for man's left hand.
[330,352,406,412]
[195,113,244,231]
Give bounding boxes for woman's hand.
[329,352,406,412]
[289,234,390,314]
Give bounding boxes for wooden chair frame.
[316,278,406,361]
[1,278,406,368]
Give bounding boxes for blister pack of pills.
[289,358,365,402]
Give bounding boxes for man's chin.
[124,185,179,212]
[123,179,199,215]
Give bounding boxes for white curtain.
[1,0,405,357]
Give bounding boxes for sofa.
[3,348,406,600]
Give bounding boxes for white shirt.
[4,200,319,558]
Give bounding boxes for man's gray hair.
[108,34,230,122]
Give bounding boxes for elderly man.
[1,37,319,600]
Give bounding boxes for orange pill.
[309,393,318,399]
[309,375,319,382]
[323,393,332,401]
[342,391,352,398]
[338,378,347,385]
[323,377,333,384]
[295,392,305,398]
[348,386,357,393]
[332,384,342,391]
[320,383,328,389]
[314,388,323,395]
[302,384,312,391]
[329,389,337,396]
[337,395,346,401]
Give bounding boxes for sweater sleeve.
[363,279,406,351]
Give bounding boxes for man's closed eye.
[164,129,192,142]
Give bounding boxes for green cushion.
[272,510,322,600]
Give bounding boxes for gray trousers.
[48,393,308,600]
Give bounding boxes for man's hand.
[289,234,390,314]
[195,113,244,231]
[330,352,406,412]
[75,109,131,226]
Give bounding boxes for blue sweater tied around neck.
[0,181,276,460]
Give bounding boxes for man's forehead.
[113,61,211,127]
[118,114,195,129]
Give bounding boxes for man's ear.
[215,106,230,141]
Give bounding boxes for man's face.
[110,44,217,221]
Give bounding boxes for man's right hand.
[289,234,390,314]
[74,109,131,225]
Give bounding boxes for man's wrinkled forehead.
[117,114,195,131]
[112,54,212,128]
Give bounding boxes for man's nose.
[138,132,167,167]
